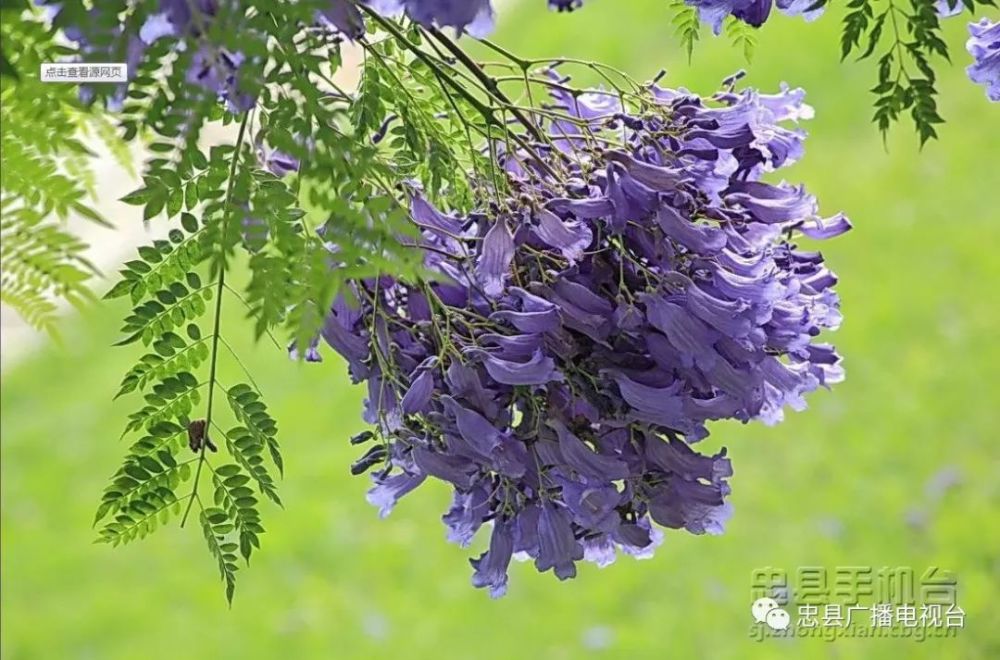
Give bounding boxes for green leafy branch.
[724,15,758,64]
[0,11,123,334]
[841,0,996,144]
[670,0,704,63]
[96,112,280,603]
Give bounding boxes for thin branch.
[180,111,250,528]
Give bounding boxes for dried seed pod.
[350,445,387,475]
[187,419,217,453]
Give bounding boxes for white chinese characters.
[41,63,127,83]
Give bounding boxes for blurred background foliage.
[2,2,999,658]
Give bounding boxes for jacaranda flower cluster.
[685,0,823,34]
[334,0,818,37]
[315,72,850,596]
[326,0,582,38]
[37,1,145,109]
[43,0,577,107]
[966,17,1000,102]
[41,0,277,111]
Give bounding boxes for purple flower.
[582,535,617,567]
[367,0,590,37]
[471,519,515,597]
[259,147,300,177]
[548,0,584,10]
[533,209,593,263]
[139,12,178,44]
[967,18,1000,102]
[287,336,322,363]
[186,46,257,113]
[647,479,733,535]
[366,470,425,518]
[401,369,435,414]
[476,220,515,298]
[559,479,621,532]
[685,0,824,35]
[443,395,502,455]
[413,447,478,488]
[687,0,749,35]
[935,0,964,18]
[372,0,495,37]
[796,213,853,240]
[328,72,847,596]
[483,349,562,386]
[535,502,584,580]
[656,204,727,253]
[725,181,818,224]
[550,420,629,480]
[491,288,562,333]
[319,0,366,40]
[733,0,772,27]
[548,70,624,123]
[617,518,663,559]
[775,0,825,21]
[442,486,490,544]
[54,0,265,113]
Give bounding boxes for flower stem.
[424,27,545,144]
[360,7,559,179]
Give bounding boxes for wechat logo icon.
[752,597,791,631]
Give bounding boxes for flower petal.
[476,220,515,298]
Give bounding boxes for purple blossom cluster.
[39,0,832,113]
[316,73,850,596]
[966,18,1000,102]
[135,0,259,112]
[326,0,584,38]
[41,0,264,111]
[365,0,497,37]
[37,1,145,109]
[333,0,818,37]
[685,0,824,35]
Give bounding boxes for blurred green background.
[2,2,999,658]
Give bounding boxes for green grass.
[3,3,1000,658]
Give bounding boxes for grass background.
[2,2,999,658]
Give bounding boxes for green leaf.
[0,49,18,79]
[215,464,241,478]
[200,510,238,604]
[143,195,165,221]
[121,187,154,206]
[181,213,199,232]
